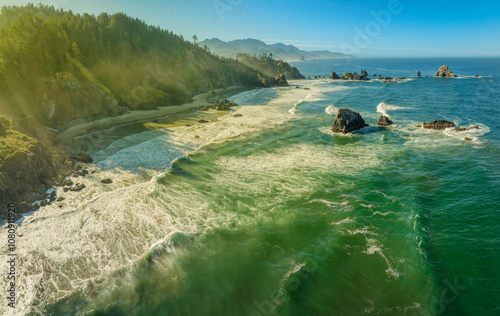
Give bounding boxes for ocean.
[2,57,500,315]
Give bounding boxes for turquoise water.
[5,58,500,315]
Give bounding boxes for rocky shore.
[0,85,255,218]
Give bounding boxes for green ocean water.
[4,58,500,315]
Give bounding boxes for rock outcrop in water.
[332,108,368,133]
[453,125,479,132]
[417,71,422,77]
[434,65,457,78]
[330,71,341,79]
[378,115,393,126]
[341,70,369,81]
[421,120,456,130]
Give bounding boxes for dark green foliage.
[0,4,277,127]
[236,53,305,80]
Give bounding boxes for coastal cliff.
[0,117,74,214]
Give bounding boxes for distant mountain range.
[199,38,350,62]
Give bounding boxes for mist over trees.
[0,4,278,127]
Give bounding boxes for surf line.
[6,202,17,309]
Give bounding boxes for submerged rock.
[422,120,456,130]
[434,65,457,78]
[452,125,479,132]
[378,115,393,126]
[101,178,113,184]
[332,108,368,133]
[330,71,340,79]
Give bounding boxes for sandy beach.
[58,86,250,141]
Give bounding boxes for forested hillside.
[236,53,305,79]
[0,4,281,129]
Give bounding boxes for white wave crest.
[376,102,412,118]
[325,105,339,116]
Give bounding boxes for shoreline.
[58,85,253,141]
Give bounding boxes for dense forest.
[237,53,305,80]
[0,4,286,128]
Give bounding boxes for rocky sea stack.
[378,115,393,126]
[332,108,368,133]
[330,71,341,79]
[434,65,457,78]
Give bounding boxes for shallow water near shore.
[2,58,500,315]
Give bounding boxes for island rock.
[342,72,354,80]
[360,70,369,80]
[422,120,456,130]
[330,71,340,79]
[378,115,393,126]
[332,108,369,133]
[434,65,457,78]
[417,71,421,77]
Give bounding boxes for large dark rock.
[434,65,457,78]
[332,108,369,133]
[452,125,479,132]
[71,152,93,163]
[378,115,393,126]
[275,74,289,87]
[360,70,369,80]
[422,120,456,130]
[330,71,340,79]
[416,71,422,77]
[342,72,354,80]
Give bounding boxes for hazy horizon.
[1,0,499,58]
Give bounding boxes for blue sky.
[2,0,500,57]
